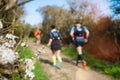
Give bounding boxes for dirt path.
[28,41,111,80]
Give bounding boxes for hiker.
[47,25,63,68]
[70,21,90,69]
[34,29,42,45]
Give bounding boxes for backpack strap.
[74,26,85,37]
[50,31,62,40]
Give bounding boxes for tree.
[0,0,33,34]
[41,6,74,44]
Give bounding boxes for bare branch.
[4,0,34,13]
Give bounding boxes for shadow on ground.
[62,57,76,66]
[39,58,53,65]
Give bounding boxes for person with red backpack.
[47,25,63,69]
[70,21,90,69]
[34,29,42,45]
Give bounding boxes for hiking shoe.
[52,64,56,67]
[82,61,87,69]
[59,62,63,69]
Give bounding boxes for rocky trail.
[28,41,111,80]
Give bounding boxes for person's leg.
[76,46,86,68]
[52,50,57,67]
[55,50,63,68]
[56,50,62,62]
[36,38,40,45]
[76,46,82,65]
[39,37,41,44]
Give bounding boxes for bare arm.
[84,29,90,43]
[85,29,90,39]
[47,38,52,46]
[70,31,74,41]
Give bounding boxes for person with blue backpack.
[70,21,90,69]
[47,25,63,68]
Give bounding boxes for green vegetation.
[62,47,120,80]
[33,61,49,80]
[14,46,49,80]
[18,46,34,59]
[61,47,78,59]
[29,37,47,44]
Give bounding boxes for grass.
[61,46,77,58]
[61,46,120,80]
[18,46,34,59]
[29,37,47,44]
[33,60,49,80]
[14,46,49,80]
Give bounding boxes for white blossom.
[6,33,17,39]
[0,34,19,65]
[0,21,3,29]
[24,58,35,80]
[3,42,12,48]
[0,36,3,40]
[21,41,28,47]
[0,47,19,65]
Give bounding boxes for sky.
[22,0,69,25]
[77,0,113,23]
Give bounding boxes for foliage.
[0,0,34,53]
[110,0,120,16]
[22,23,35,38]
[0,0,33,35]
[18,46,34,59]
[40,6,74,44]
[61,46,77,59]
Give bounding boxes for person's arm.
[47,38,52,46]
[59,33,62,40]
[70,27,75,41]
[47,32,53,46]
[84,27,90,43]
[85,29,90,39]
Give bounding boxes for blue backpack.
[51,31,61,40]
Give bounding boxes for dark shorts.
[51,40,61,51]
[75,41,85,47]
